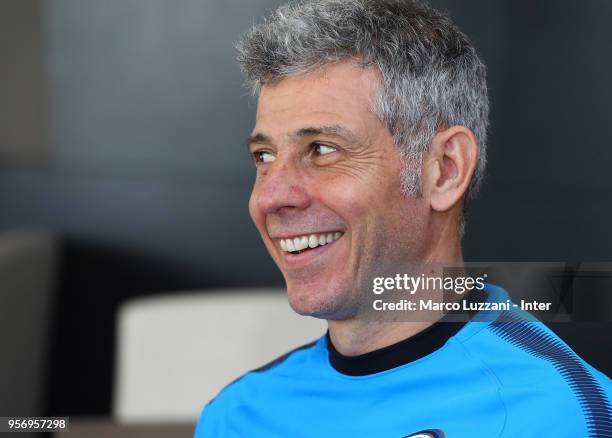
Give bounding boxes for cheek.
[324,186,369,226]
[324,175,397,223]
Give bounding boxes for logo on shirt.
[403,429,445,438]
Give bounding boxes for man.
[196,1,612,436]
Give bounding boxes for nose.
[252,161,311,214]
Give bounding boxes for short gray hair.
[237,0,489,207]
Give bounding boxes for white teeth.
[308,235,318,248]
[286,239,295,252]
[292,236,308,251]
[278,232,344,252]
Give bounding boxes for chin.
[286,281,358,320]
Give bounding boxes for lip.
[270,230,343,240]
[279,234,344,270]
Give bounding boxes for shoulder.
[194,338,321,437]
[457,309,612,437]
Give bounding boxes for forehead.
[254,61,383,140]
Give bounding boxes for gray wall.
[0,0,610,415]
[457,0,612,261]
[0,0,46,161]
[2,0,285,285]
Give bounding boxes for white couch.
[113,289,326,423]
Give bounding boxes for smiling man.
[195,1,612,437]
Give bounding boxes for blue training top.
[195,285,612,437]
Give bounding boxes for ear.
[422,126,478,213]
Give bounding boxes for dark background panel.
[0,0,610,416]
[0,0,46,162]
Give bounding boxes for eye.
[313,143,337,156]
[253,150,276,164]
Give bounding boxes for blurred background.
[0,0,611,431]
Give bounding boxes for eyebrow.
[246,124,358,149]
[246,132,272,146]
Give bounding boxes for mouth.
[277,231,343,255]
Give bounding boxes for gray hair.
[237,0,489,218]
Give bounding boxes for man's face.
[248,61,430,320]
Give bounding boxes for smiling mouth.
[277,232,343,254]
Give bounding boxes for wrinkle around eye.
[314,148,391,181]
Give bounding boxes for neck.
[327,320,435,356]
[329,224,464,357]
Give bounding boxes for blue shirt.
[195,285,612,437]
